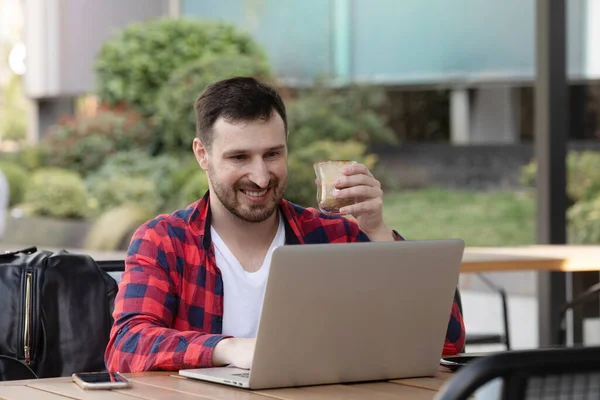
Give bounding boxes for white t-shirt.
[211,214,285,338]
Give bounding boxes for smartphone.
[72,372,130,390]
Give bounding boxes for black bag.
[0,247,119,381]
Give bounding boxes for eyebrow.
[222,145,286,158]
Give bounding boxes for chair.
[456,274,511,350]
[558,282,600,345]
[97,259,126,284]
[96,260,126,272]
[435,346,600,400]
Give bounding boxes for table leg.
[537,271,567,347]
[571,271,600,345]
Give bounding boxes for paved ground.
[460,285,537,399]
[462,289,538,352]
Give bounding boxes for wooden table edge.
[460,258,566,273]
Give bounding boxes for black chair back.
[96,260,125,272]
[435,346,600,400]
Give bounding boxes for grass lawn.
[382,188,536,247]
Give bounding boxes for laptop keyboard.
[232,372,250,378]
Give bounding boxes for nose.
[248,158,270,189]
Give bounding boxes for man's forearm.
[106,320,230,372]
[212,338,235,366]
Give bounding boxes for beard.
[208,167,287,223]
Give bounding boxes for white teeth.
[244,189,267,197]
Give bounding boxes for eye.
[265,151,280,159]
[230,154,247,161]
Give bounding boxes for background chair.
[456,274,511,351]
[97,259,126,284]
[558,282,600,346]
[435,346,600,400]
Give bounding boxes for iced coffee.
[313,160,357,215]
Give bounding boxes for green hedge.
[521,151,600,204]
[84,205,153,251]
[42,110,154,176]
[89,176,160,216]
[0,161,28,206]
[286,84,397,151]
[155,52,274,153]
[94,18,268,116]
[180,173,210,208]
[85,150,182,209]
[22,169,90,220]
[522,150,600,243]
[568,197,600,244]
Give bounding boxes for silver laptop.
[179,239,465,390]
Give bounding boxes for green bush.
[169,158,202,193]
[88,176,160,217]
[286,84,397,151]
[286,140,378,207]
[520,160,536,188]
[94,17,268,115]
[42,110,154,176]
[521,151,600,203]
[581,178,600,201]
[84,205,152,251]
[568,197,600,244]
[156,158,206,212]
[22,169,90,219]
[14,145,46,171]
[0,161,28,206]
[85,150,182,208]
[155,52,274,153]
[0,75,27,141]
[179,172,210,208]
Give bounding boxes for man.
[105,77,465,373]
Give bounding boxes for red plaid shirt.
[105,193,465,372]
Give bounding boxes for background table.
[462,245,600,273]
[462,245,600,347]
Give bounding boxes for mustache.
[236,178,279,191]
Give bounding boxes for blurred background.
[1,0,599,353]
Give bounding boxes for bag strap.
[0,355,38,381]
[0,246,37,259]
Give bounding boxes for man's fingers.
[335,185,382,200]
[340,197,382,216]
[343,163,373,178]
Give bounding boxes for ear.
[192,138,209,171]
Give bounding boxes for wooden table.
[0,370,454,399]
[462,245,600,273]
[462,244,600,347]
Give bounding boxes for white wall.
[23,0,170,98]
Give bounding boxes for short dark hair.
[194,76,287,148]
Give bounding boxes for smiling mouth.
[241,188,268,197]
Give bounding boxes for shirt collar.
[188,191,304,251]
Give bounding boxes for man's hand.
[212,338,256,369]
[333,163,395,241]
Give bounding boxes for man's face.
[194,112,288,223]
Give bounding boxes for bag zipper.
[23,272,32,365]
